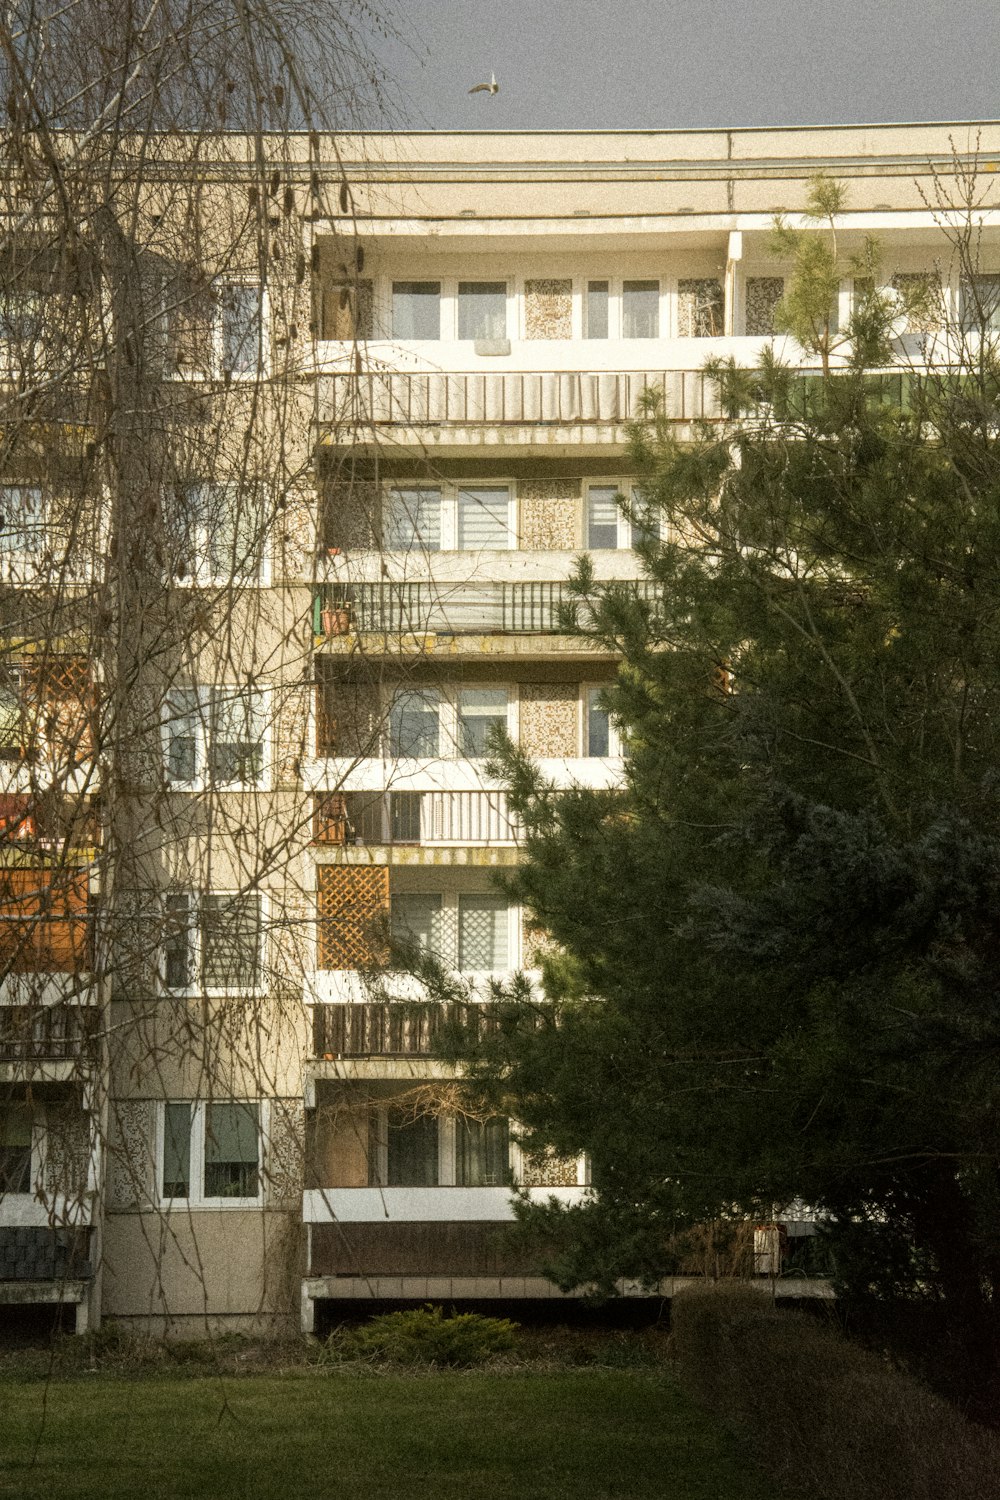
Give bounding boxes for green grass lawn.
[0,1368,773,1500]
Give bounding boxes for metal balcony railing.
[0,1003,98,1061]
[314,579,662,637]
[315,791,518,847]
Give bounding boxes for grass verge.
[1,1367,778,1500]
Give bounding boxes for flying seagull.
[468,72,499,95]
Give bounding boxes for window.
[0,1104,31,1193]
[163,687,266,788]
[371,1109,511,1188]
[459,893,509,970]
[392,281,441,339]
[0,486,44,557]
[586,485,620,549]
[456,1117,509,1186]
[219,283,263,375]
[587,482,658,550]
[383,487,441,551]
[457,281,506,341]
[389,688,441,758]
[586,685,626,758]
[961,273,1000,333]
[390,892,444,959]
[386,1113,439,1187]
[159,1101,262,1206]
[586,280,609,339]
[0,291,44,370]
[744,276,785,337]
[163,892,263,994]
[622,280,659,339]
[456,486,512,549]
[457,687,507,757]
[0,666,30,760]
[168,482,264,584]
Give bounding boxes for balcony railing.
[312,1000,504,1058]
[319,368,720,430]
[315,791,517,847]
[314,579,662,637]
[0,1002,98,1061]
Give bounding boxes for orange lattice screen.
[0,868,91,971]
[316,865,389,969]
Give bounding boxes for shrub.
[671,1283,1000,1500]
[326,1305,519,1367]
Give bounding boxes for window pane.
[459,894,508,970]
[170,482,263,582]
[587,688,611,757]
[204,1102,259,1198]
[390,893,443,958]
[629,490,659,549]
[221,284,261,374]
[201,894,261,990]
[622,280,659,338]
[163,1103,192,1198]
[389,791,422,843]
[457,282,506,341]
[587,487,619,550]
[392,282,441,339]
[0,486,44,554]
[457,487,510,550]
[164,893,192,989]
[389,689,440,757]
[961,273,1000,333]
[0,671,25,760]
[458,688,507,757]
[165,688,201,783]
[384,488,441,552]
[387,1113,439,1186]
[678,278,724,337]
[0,1104,31,1193]
[209,690,264,785]
[456,1116,509,1186]
[586,281,609,339]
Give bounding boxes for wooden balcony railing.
[0,1003,98,1061]
[312,1000,498,1059]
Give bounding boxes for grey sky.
[365,0,1000,132]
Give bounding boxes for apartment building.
[1,120,997,1336]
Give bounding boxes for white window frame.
[389,888,519,975]
[156,1099,266,1210]
[162,685,270,791]
[382,481,515,553]
[167,278,267,381]
[583,683,623,758]
[386,683,516,760]
[584,480,662,551]
[169,480,268,588]
[161,890,267,997]
[0,484,46,579]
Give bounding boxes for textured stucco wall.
[519,683,579,756]
[524,278,573,339]
[518,479,580,550]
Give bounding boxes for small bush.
[671,1283,1000,1500]
[325,1306,519,1367]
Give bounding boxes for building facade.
[1,120,997,1335]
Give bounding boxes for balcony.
[313,578,661,639]
[0,1002,99,1082]
[314,789,518,848]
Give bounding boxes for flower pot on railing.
[321,606,351,636]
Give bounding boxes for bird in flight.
[468,72,499,95]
